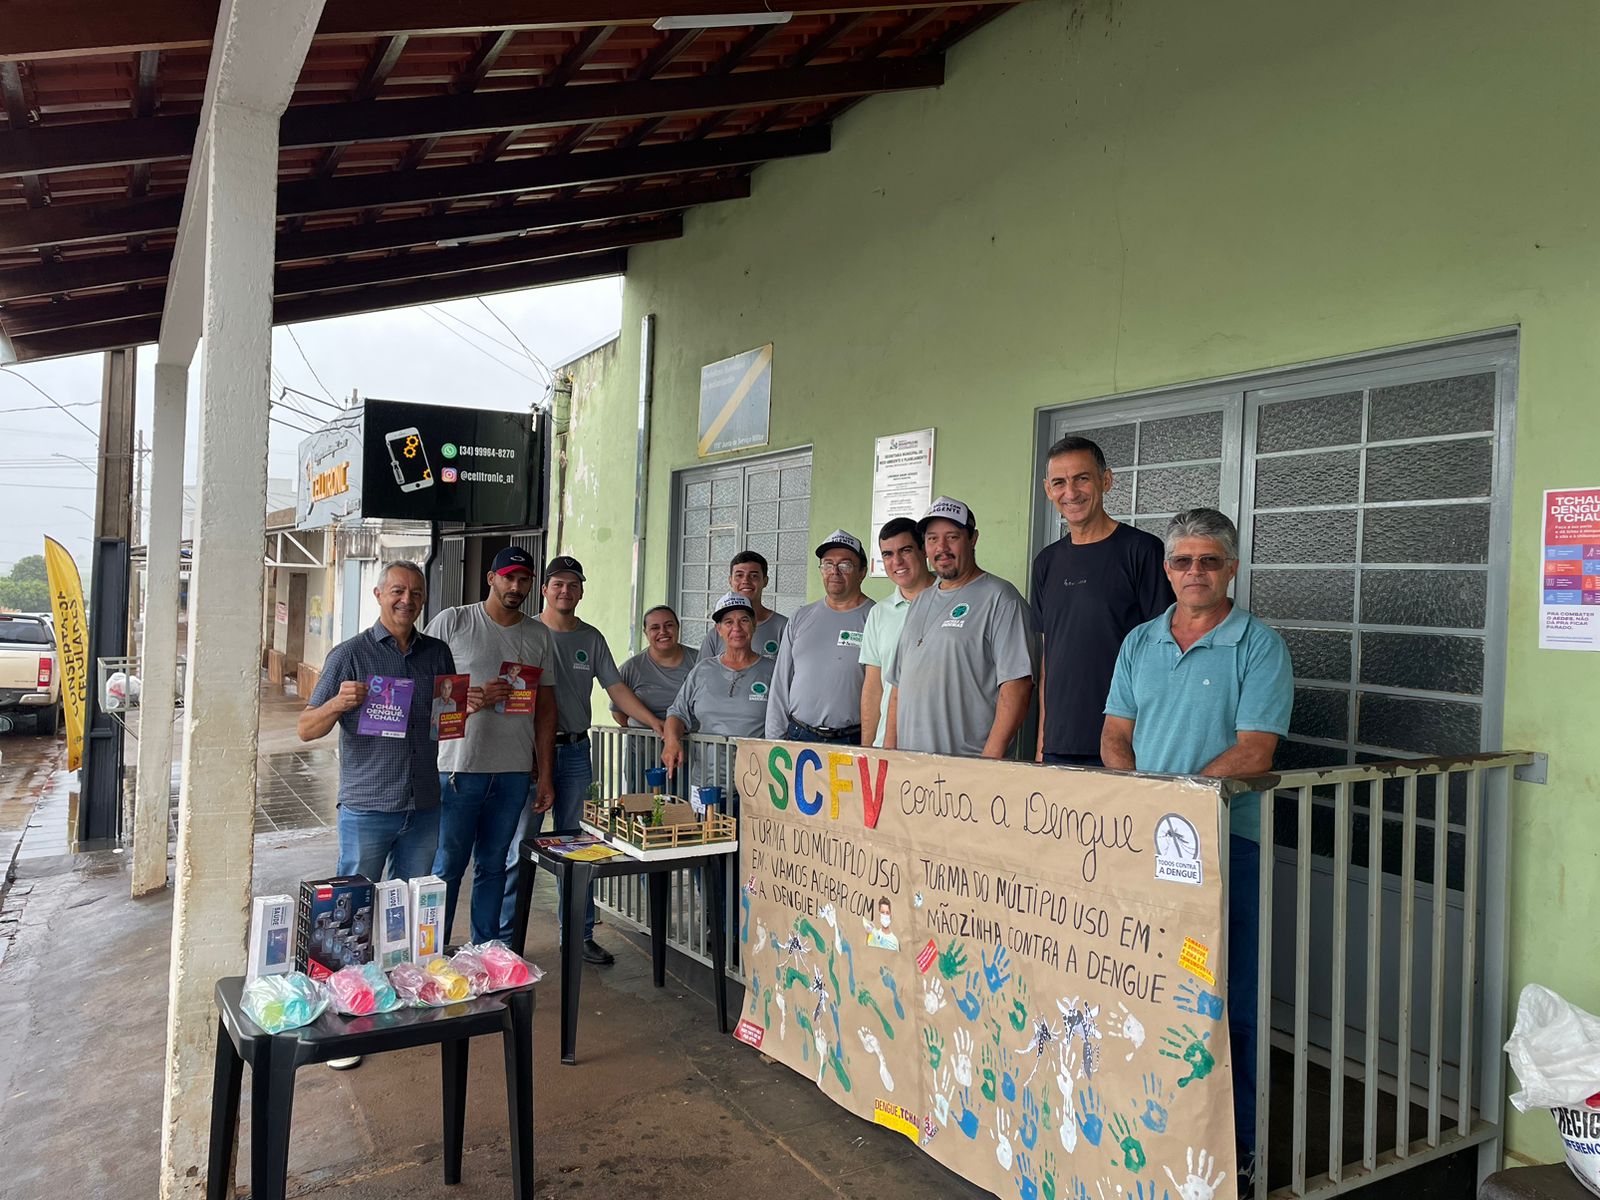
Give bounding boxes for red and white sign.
[733,1019,765,1048]
[1539,486,1600,652]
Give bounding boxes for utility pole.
[133,430,145,548]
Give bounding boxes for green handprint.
[1042,1150,1058,1200]
[988,1016,1004,1046]
[981,1043,998,1101]
[826,1041,853,1092]
[858,987,894,1039]
[1157,1023,1215,1087]
[937,939,969,981]
[1108,1114,1147,1171]
[1009,997,1029,1031]
[924,1026,946,1070]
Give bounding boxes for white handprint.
[818,902,844,952]
[774,992,787,1038]
[923,975,947,1015]
[1056,1047,1079,1154]
[931,1066,954,1125]
[952,1026,975,1087]
[1164,1146,1227,1200]
[858,1028,894,1091]
[992,1106,1014,1170]
[814,1028,829,1085]
[754,919,769,954]
[1106,1000,1145,1061]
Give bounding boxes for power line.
[429,305,530,362]
[283,326,339,404]
[475,297,553,385]
[0,369,100,439]
[278,384,348,414]
[419,310,543,384]
[0,399,100,417]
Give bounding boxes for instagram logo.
[441,467,458,483]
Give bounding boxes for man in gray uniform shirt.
[884,497,1035,759]
[698,549,788,658]
[765,530,874,744]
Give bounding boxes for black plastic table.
[511,828,730,1064]
[208,974,536,1200]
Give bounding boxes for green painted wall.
[557,0,1600,1162]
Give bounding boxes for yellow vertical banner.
[43,537,89,771]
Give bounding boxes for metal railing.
[587,728,1528,1197]
[1247,751,1530,1198]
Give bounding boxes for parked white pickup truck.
[0,612,61,734]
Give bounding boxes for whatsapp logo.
[441,443,458,459]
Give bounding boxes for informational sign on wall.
[296,421,363,530]
[734,742,1237,1199]
[1539,486,1600,652]
[698,344,773,458]
[360,397,538,526]
[868,429,936,577]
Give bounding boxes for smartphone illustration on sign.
[385,426,433,492]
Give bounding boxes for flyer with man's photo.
[431,674,468,740]
[495,661,541,714]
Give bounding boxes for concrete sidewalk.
[0,825,989,1200]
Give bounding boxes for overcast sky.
[0,276,623,575]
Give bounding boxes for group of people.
[298,433,1292,1170]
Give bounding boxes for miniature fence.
[582,797,738,852]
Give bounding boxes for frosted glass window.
[746,502,778,534]
[1135,463,1221,513]
[1139,411,1224,464]
[1362,504,1490,564]
[1359,632,1484,695]
[1364,439,1492,503]
[1359,570,1486,630]
[1290,686,1349,741]
[1252,509,1358,564]
[710,505,739,528]
[1254,450,1360,508]
[1255,392,1363,453]
[1250,569,1355,622]
[747,471,780,502]
[1357,693,1481,756]
[1368,373,1495,440]
[1055,422,1136,468]
[1282,628,1353,682]
[711,476,740,505]
[780,466,810,497]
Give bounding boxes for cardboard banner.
[734,741,1236,1200]
[42,537,89,771]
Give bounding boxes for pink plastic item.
[474,941,540,991]
[326,965,377,1016]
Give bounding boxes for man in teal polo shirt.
[1100,507,1292,1185]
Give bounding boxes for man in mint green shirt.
[858,517,935,746]
[1100,507,1292,1186]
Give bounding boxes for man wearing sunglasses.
[1100,506,1292,1187]
[764,530,875,745]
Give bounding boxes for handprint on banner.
[993,1106,1015,1171]
[1055,1053,1079,1154]
[932,1066,954,1126]
[1020,1087,1041,1149]
[1075,1085,1105,1147]
[775,991,787,1038]
[818,901,843,950]
[999,1044,1019,1103]
[858,1027,894,1091]
[880,966,905,1018]
[957,971,985,1020]
[747,971,762,1017]
[857,986,893,1039]
[1133,1178,1172,1200]
[983,944,1013,992]
[924,975,948,1015]
[741,884,752,944]
[1173,980,1225,1022]
[924,1026,946,1070]
[1139,1073,1175,1134]
[1015,1151,1040,1200]
[754,918,770,954]
[1069,1176,1093,1200]
[1042,1150,1058,1200]
[957,1088,981,1139]
[1108,1113,1148,1171]
[1105,1001,1147,1062]
[1157,1024,1215,1088]
[953,1027,976,1087]
[981,1043,999,1101]
[989,1016,1006,1046]
[1163,1147,1227,1200]
[938,939,970,981]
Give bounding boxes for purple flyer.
[358,674,414,738]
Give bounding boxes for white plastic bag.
[1505,984,1600,1198]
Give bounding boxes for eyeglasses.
[1166,555,1231,573]
[818,560,860,575]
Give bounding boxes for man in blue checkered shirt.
[300,559,460,881]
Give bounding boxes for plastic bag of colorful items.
[242,972,329,1033]
[325,961,403,1017]
[450,941,543,993]
[390,957,476,1007]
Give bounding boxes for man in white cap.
[764,530,874,745]
[883,497,1035,758]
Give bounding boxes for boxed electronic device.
[295,875,375,980]
[246,894,296,984]
[375,878,412,969]
[409,875,447,964]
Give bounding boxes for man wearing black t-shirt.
[1031,436,1174,766]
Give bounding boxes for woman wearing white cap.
[661,592,777,773]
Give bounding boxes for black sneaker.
[582,939,615,965]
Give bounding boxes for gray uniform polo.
[667,656,777,739]
[764,596,874,737]
[884,571,1036,757]
[699,610,788,660]
[612,645,698,726]
[544,620,622,734]
[424,603,555,774]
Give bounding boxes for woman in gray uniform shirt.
[661,592,776,773]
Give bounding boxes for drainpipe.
[629,313,656,655]
[551,373,573,557]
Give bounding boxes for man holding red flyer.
[423,547,556,946]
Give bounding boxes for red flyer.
[431,675,468,740]
[495,661,542,714]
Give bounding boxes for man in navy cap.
[423,547,556,945]
[764,530,875,745]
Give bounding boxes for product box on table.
[374,879,411,969]
[410,874,447,964]
[246,894,296,984]
[294,875,375,980]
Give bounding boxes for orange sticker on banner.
[1180,936,1215,985]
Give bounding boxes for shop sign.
[698,344,772,458]
[360,398,538,526]
[296,423,363,530]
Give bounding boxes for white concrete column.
[132,362,187,897]
[158,100,283,1200]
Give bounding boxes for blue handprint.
[1075,1085,1105,1147]
[1133,1179,1171,1200]
[1174,979,1225,1021]
[983,944,1013,993]
[740,887,752,943]
[1138,1072,1174,1134]
[879,966,904,1019]
[1015,1151,1039,1200]
[839,935,857,994]
[1020,1087,1041,1149]
[747,971,762,1016]
[957,1088,981,1139]
[957,970,984,1020]
[1070,1176,1093,1200]
[998,1044,1018,1103]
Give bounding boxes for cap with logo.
[544,554,586,581]
[815,529,867,564]
[490,546,537,576]
[711,592,755,623]
[917,495,977,536]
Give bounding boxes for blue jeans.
[500,741,596,943]
[336,806,441,881]
[433,771,530,946]
[1228,834,1261,1170]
